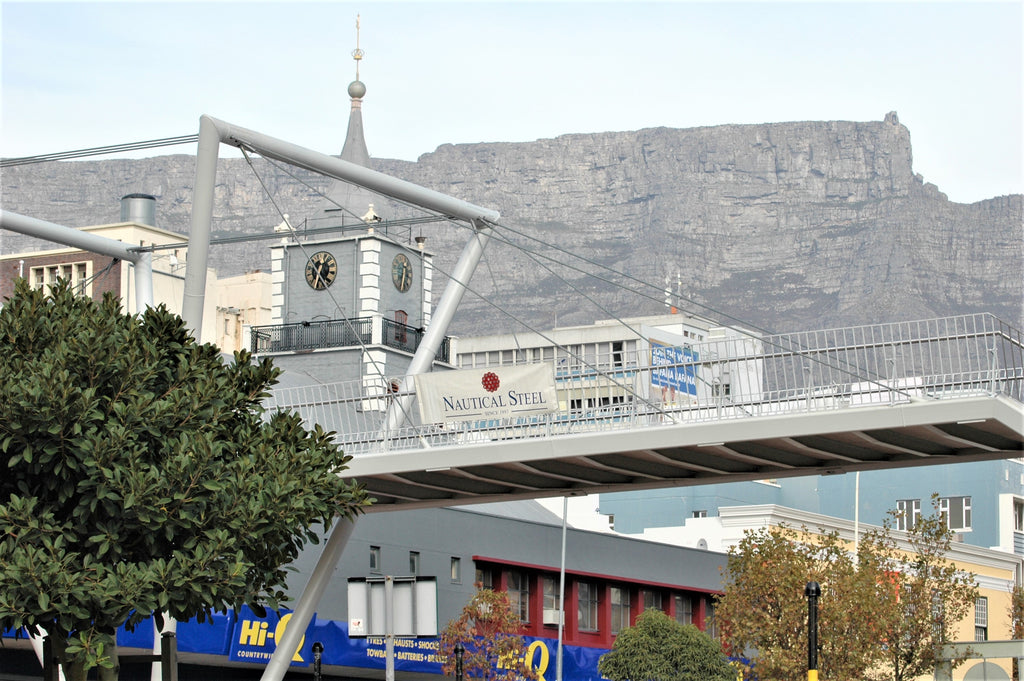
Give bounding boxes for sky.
[1,1,1021,204]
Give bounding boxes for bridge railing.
[264,313,1024,454]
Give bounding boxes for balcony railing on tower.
[250,316,450,363]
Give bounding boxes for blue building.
[599,459,1024,556]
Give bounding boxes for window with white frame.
[542,576,561,626]
[30,261,92,297]
[611,587,630,635]
[577,581,599,632]
[975,596,988,641]
[450,557,461,583]
[1015,499,1024,532]
[896,499,921,531]
[940,496,972,531]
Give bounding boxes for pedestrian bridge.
[266,314,1024,512]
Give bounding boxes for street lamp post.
[805,581,821,681]
[312,641,324,681]
[454,642,465,681]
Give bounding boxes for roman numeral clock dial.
[304,251,338,290]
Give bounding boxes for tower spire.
[324,13,374,218]
[352,14,363,81]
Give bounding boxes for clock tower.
[270,232,433,333]
[254,18,450,387]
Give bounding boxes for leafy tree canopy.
[715,498,978,681]
[598,609,736,681]
[0,281,370,678]
[440,587,537,681]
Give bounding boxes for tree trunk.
[97,640,119,681]
[50,636,87,681]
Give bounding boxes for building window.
[369,546,381,573]
[475,567,493,590]
[674,595,693,625]
[409,551,420,575]
[507,571,529,623]
[940,496,972,531]
[692,510,708,518]
[1015,500,1024,532]
[542,576,561,626]
[706,598,719,639]
[30,261,93,297]
[611,587,630,635]
[642,590,663,612]
[450,557,461,583]
[975,597,988,641]
[896,499,921,531]
[577,581,599,632]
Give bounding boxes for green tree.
[863,496,979,681]
[0,281,370,679]
[1009,583,1024,681]
[598,609,735,681]
[715,500,979,681]
[715,524,887,681]
[440,587,537,681]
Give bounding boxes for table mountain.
[2,112,1021,334]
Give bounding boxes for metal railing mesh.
[264,313,1023,455]
[251,317,373,354]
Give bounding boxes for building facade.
[0,194,272,353]
[1,502,729,681]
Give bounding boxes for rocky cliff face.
[3,113,1021,334]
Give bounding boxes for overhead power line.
[0,135,200,167]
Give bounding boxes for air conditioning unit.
[542,609,561,626]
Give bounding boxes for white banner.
[414,363,559,424]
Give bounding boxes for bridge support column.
[260,518,358,681]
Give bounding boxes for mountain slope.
[2,113,1020,334]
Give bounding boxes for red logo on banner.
[481,372,500,393]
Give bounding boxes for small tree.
[716,524,889,680]
[716,500,979,681]
[598,609,735,681]
[1009,583,1024,681]
[440,587,536,681]
[0,281,370,679]
[863,496,979,681]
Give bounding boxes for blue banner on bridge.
[650,341,699,397]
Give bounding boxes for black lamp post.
[454,642,465,681]
[805,581,821,681]
[312,641,324,681]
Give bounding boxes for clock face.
[392,253,413,293]
[305,251,338,290]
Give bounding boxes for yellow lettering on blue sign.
[274,613,305,662]
[238,620,269,646]
[526,640,550,681]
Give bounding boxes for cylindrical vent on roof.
[120,193,156,226]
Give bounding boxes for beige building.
[0,195,271,353]
[639,504,1020,680]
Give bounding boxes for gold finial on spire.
[351,14,364,80]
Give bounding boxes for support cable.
[1,135,199,167]
[239,147,420,428]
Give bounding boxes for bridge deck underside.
[345,396,1024,511]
